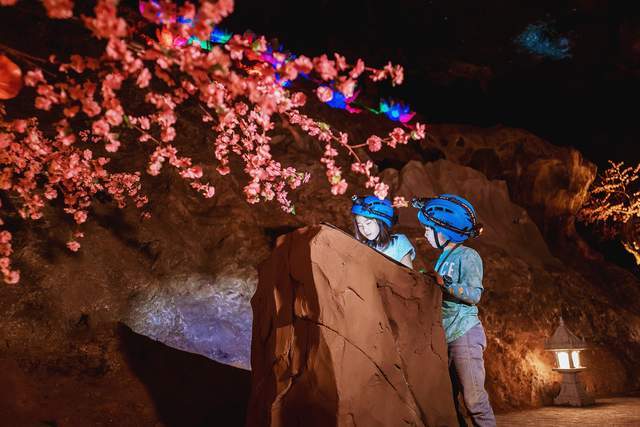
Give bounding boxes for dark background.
[224,0,640,170]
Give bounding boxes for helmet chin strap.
[431,226,450,250]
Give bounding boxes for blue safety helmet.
[411,194,483,244]
[351,195,396,228]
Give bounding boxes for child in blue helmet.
[351,195,415,268]
[412,194,496,427]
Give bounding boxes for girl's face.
[424,226,446,249]
[356,215,380,241]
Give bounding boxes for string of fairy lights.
[140,0,418,127]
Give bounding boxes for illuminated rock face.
[1,121,639,423]
[247,225,458,427]
[125,271,255,369]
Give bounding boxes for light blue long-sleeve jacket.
[435,245,484,343]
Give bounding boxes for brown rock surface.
[382,159,557,268]
[247,225,458,427]
[0,115,639,424]
[368,123,598,256]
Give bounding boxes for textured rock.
[125,268,255,369]
[248,225,458,427]
[1,121,639,424]
[369,123,599,257]
[382,159,556,268]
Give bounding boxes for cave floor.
[495,397,640,426]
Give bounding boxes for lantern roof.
[544,317,588,351]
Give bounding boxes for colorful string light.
[140,0,418,126]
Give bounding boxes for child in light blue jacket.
[413,194,496,427]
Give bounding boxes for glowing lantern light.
[544,317,594,406]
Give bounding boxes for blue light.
[210,28,232,44]
[515,22,572,60]
[379,99,415,123]
[326,91,347,110]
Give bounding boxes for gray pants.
[448,323,497,427]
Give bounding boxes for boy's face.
[424,226,445,249]
[356,215,380,241]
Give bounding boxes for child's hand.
[419,269,446,288]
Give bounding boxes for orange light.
[0,54,22,100]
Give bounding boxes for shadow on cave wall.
[117,324,251,427]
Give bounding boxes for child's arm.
[399,253,413,269]
[442,251,484,304]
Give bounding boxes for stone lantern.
[544,317,595,406]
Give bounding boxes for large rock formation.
[379,159,640,410]
[0,118,639,424]
[247,225,458,427]
[382,159,557,268]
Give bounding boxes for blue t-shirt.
[378,234,416,264]
[435,245,484,343]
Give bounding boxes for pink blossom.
[105,137,120,152]
[243,181,261,203]
[136,68,151,88]
[316,86,333,103]
[0,231,11,245]
[92,119,110,136]
[69,54,84,72]
[141,117,153,131]
[373,182,389,200]
[12,120,28,133]
[4,270,19,285]
[63,106,80,118]
[370,68,387,82]
[412,122,427,140]
[82,100,101,117]
[351,160,374,175]
[393,196,409,208]
[73,210,87,224]
[331,179,348,195]
[44,186,58,200]
[82,0,127,39]
[391,64,404,86]
[105,109,123,126]
[389,127,409,145]
[198,0,234,25]
[336,78,356,98]
[180,166,203,179]
[367,135,382,152]
[42,0,74,19]
[235,102,248,116]
[24,69,45,87]
[291,92,306,107]
[349,59,365,79]
[313,55,338,81]
[161,126,176,142]
[35,96,53,111]
[334,53,348,71]
[294,56,313,74]
[217,165,230,175]
[66,240,81,252]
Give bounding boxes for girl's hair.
[353,216,392,250]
